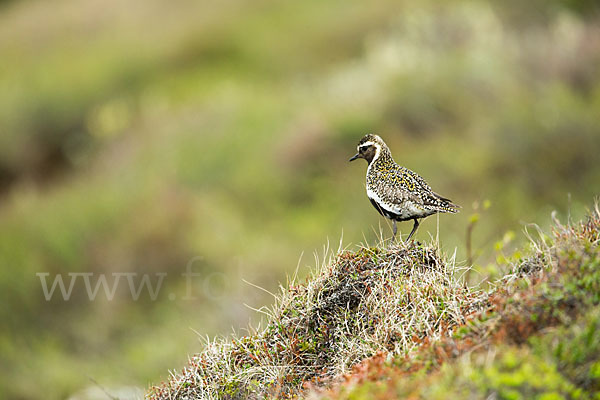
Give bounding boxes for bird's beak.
[349,153,361,162]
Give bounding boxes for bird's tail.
[434,193,461,213]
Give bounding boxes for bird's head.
[349,134,386,164]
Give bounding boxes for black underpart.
[369,198,419,222]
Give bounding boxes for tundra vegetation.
[0,0,599,398]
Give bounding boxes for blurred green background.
[1,0,599,398]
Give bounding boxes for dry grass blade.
[148,237,485,399]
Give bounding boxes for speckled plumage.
[350,134,459,240]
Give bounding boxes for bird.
[349,134,459,241]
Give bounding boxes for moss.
[470,350,578,398]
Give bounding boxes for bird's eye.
[360,145,369,153]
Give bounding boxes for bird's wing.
[373,167,425,206]
[390,167,458,212]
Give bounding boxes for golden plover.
[349,134,459,240]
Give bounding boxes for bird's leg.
[392,220,397,241]
[406,218,420,241]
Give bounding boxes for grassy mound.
[148,241,486,399]
[315,205,600,398]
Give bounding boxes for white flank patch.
[367,187,430,220]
